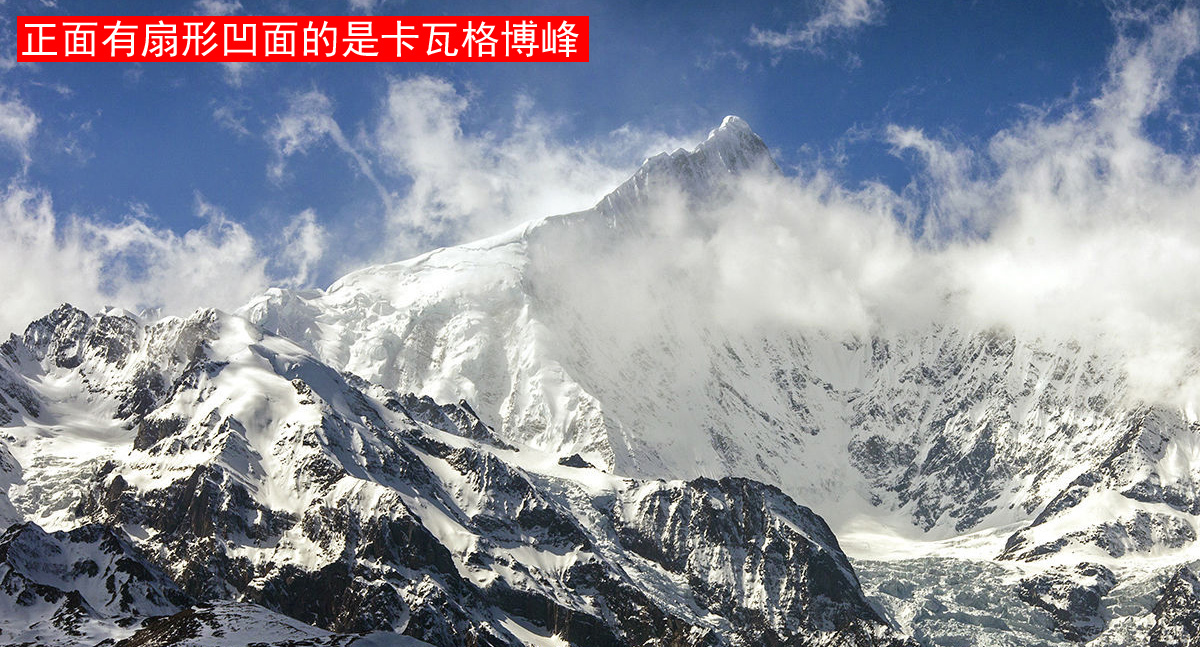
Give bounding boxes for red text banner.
[17,16,589,62]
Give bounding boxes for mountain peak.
[596,115,776,221]
[709,114,755,140]
[694,114,774,173]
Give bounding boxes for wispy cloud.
[275,208,326,288]
[267,88,393,212]
[195,0,249,89]
[0,94,37,169]
[265,76,697,260]
[212,101,250,137]
[193,0,242,16]
[346,0,380,13]
[371,76,626,252]
[750,0,885,53]
[220,62,255,88]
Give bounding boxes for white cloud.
[267,89,392,212]
[212,102,250,137]
[265,77,695,260]
[274,208,327,288]
[194,0,241,16]
[196,0,250,88]
[0,95,38,167]
[268,91,337,176]
[369,76,694,257]
[220,62,254,87]
[0,185,321,335]
[347,0,379,13]
[750,0,885,52]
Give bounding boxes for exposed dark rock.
[0,304,914,647]
[22,304,92,368]
[612,476,911,645]
[1005,510,1195,561]
[0,520,190,627]
[1016,562,1116,642]
[557,453,593,469]
[1150,566,1200,647]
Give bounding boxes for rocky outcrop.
[1150,566,1200,647]
[0,521,190,646]
[0,304,913,647]
[1015,562,1116,642]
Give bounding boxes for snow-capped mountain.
[0,304,911,646]
[5,116,1200,645]
[242,117,1200,556]
[238,116,1200,643]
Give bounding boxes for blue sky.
[1,0,1199,334]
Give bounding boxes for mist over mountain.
[7,5,1200,646]
[3,97,1200,644]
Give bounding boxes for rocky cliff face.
[1150,566,1200,647]
[0,304,912,646]
[0,521,189,646]
[1015,562,1117,642]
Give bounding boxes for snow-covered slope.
[0,521,188,646]
[7,116,1200,645]
[241,117,1200,563]
[236,116,1200,644]
[0,304,912,646]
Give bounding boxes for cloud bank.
[555,5,1200,406]
[3,4,1200,413]
[0,186,323,335]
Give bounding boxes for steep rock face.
[0,521,189,646]
[0,304,913,647]
[1001,407,1200,561]
[0,441,20,527]
[1015,562,1116,642]
[594,115,778,225]
[1150,566,1200,647]
[612,477,895,645]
